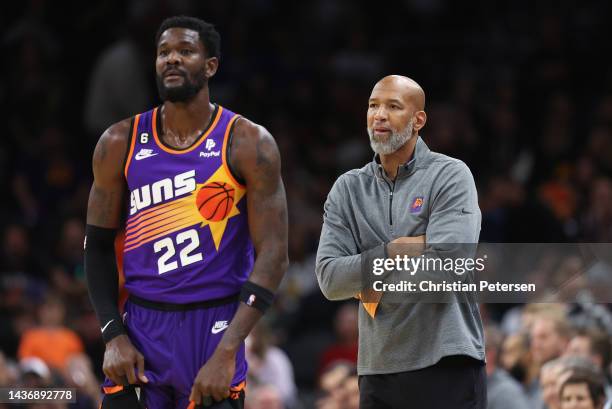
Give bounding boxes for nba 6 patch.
[410,196,424,213]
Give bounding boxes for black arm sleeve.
[84,224,126,344]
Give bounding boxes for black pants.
[359,355,486,409]
[102,385,244,409]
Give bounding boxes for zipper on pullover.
[378,165,397,225]
[382,179,396,225]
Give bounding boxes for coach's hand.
[190,348,236,404]
[387,235,426,258]
[391,234,426,244]
[103,334,148,386]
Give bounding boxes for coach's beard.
[156,71,207,103]
[368,118,414,155]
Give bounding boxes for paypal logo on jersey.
[129,170,196,215]
[200,138,221,158]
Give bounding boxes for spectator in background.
[529,310,573,408]
[84,0,194,136]
[522,304,568,333]
[55,218,86,281]
[318,374,359,409]
[19,357,52,388]
[317,363,358,409]
[318,302,358,375]
[565,328,612,379]
[562,356,612,409]
[541,355,609,409]
[0,224,43,279]
[560,372,607,409]
[485,325,531,409]
[18,357,75,409]
[64,354,101,409]
[581,177,612,242]
[0,351,18,387]
[500,332,538,389]
[18,293,84,372]
[319,363,354,397]
[246,321,297,408]
[339,375,360,409]
[84,0,159,136]
[247,384,285,409]
[541,358,568,409]
[531,313,573,367]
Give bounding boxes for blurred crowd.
[484,303,612,409]
[1,0,612,408]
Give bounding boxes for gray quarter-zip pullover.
[316,136,485,374]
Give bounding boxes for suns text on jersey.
[129,170,196,215]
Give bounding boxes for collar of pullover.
[372,136,430,181]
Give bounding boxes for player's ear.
[205,57,218,79]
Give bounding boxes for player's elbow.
[271,247,289,274]
[279,254,290,276]
[269,251,290,283]
[258,242,289,275]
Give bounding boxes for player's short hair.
[155,16,221,59]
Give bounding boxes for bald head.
[373,75,425,110]
[367,75,427,156]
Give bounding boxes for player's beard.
[156,70,207,103]
[367,118,414,155]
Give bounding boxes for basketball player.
[84,16,288,409]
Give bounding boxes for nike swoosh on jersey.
[135,152,159,160]
[101,319,114,333]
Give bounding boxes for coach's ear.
[205,57,218,79]
[413,110,427,133]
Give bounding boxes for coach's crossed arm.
[385,161,482,292]
[315,176,393,301]
[316,176,363,300]
[190,118,289,404]
[316,176,428,301]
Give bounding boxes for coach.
[315,75,486,408]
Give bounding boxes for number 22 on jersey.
[153,229,202,274]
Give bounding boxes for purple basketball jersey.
[123,105,254,303]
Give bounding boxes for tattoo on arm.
[94,134,108,165]
[86,121,129,228]
[246,130,288,287]
[255,136,274,167]
[217,121,288,354]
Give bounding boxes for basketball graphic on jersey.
[196,182,235,221]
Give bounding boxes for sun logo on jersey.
[196,182,235,222]
[192,166,245,250]
[123,166,245,252]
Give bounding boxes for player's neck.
[162,90,215,139]
[379,134,417,181]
